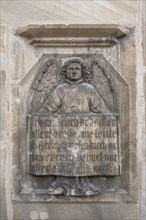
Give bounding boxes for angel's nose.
[72,68,77,73]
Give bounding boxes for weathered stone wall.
[0,1,145,220]
[142,1,146,219]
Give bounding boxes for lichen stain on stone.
[40,212,49,220]
[69,145,79,158]
[30,211,39,220]
[30,211,49,220]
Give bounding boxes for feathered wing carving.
[28,58,60,113]
[90,61,117,113]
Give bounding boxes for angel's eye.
[68,68,73,71]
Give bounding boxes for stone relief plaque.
[27,57,120,196]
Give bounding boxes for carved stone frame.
[10,25,137,203]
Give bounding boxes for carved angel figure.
[29,57,115,196]
[40,58,109,114]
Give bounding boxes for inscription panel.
[28,114,119,176]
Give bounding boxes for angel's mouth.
[72,73,78,77]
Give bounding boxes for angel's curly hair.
[60,57,91,83]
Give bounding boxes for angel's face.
[66,62,82,82]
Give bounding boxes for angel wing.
[28,58,60,113]
[90,61,118,113]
